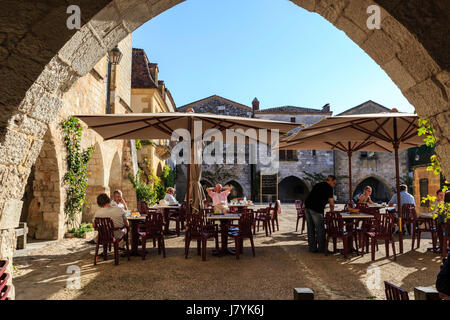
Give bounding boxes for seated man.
[206,184,232,214]
[94,193,129,245]
[164,187,179,205]
[388,184,415,210]
[358,186,375,205]
[111,190,128,210]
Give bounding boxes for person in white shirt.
[94,193,129,244]
[164,187,179,205]
[111,190,128,210]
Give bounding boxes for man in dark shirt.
[304,175,336,253]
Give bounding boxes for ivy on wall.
[61,117,94,228]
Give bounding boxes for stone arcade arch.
[0,0,449,298]
[108,151,122,195]
[352,175,392,203]
[278,176,310,203]
[21,128,64,240]
[224,180,244,200]
[83,143,107,222]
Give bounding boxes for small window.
[312,150,316,157]
[279,150,286,161]
[290,117,296,123]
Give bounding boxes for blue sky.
[132,0,415,114]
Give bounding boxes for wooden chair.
[93,217,130,266]
[325,212,353,258]
[254,208,272,236]
[0,260,11,300]
[138,211,166,259]
[185,213,219,261]
[362,214,396,261]
[295,200,306,234]
[228,212,255,259]
[384,281,409,300]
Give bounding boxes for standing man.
[206,184,232,214]
[304,175,337,253]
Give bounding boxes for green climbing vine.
[61,117,94,229]
[418,117,450,222]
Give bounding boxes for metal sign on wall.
[260,173,278,203]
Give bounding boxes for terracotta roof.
[131,48,158,89]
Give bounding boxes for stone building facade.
[20,35,138,241]
[176,95,334,202]
[131,48,176,177]
[176,97,411,204]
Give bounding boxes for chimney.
[322,103,330,113]
[149,63,158,84]
[252,97,260,112]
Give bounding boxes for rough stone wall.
[413,165,441,214]
[0,0,448,299]
[334,149,409,202]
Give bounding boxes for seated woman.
[358,186,375,205]
[164,187,179,205]
[206,184,232,214]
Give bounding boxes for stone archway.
[21,128,64,240]
[278,176,310,203]
[352,176,392,203]
[108,151,121,195]
[224,180,244,200]
[0,0,449,298]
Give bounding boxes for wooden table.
[228,203,254,213]
[150,205,181,235]
[127,215,146,256]
[339,212,375,254]
[206,214,241,256]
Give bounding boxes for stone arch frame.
[84,142,107,222]
[278,175,310,203]
[352,174,393,202]
[108,151,122,195]
[0,0,449,297]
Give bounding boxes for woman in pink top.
[206,184,232,213]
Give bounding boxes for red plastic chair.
[0,260,11,301]
[362,214,396,261]
[384,281,409,300]
[138,211,166,259]
[254,208,272,236]
[93,217,130,266]
[325,212,353,258]
[185,213,219,261]
[408,207,438,251]
[401,204,416,235]
[167,205,186,237]
[228,212,255,259]
[295,200,306,234]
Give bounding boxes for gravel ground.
[13,204,443,300]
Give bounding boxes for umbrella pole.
[393,118,403,253]
[347,143,353,203]
[186,117,193,217]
